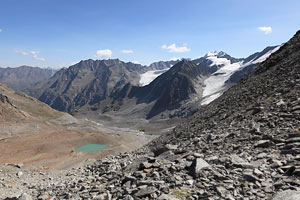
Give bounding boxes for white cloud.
[96,49,112,58]
[121,49,133,54]
[14,49,45,61]
[30,50,40,55]
[258,26,272,34]
[0,28,2,33]
[170,57,181,61]
[15,50,29,56]
[161,43,191,53]
[32,54,46,61]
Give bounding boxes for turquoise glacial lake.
[75,144,109,152]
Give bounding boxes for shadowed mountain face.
[0,66,56,92]
[28,59,179,114]
[105,60,209,119]
[24,45,280,119]
[29,59,149,113]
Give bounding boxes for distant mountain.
[26,45,280,119]
[227,46,280,83]
[29,59,147,112]
[199,46,280,105]
[28,59,180,113]
[100,60,209,119]
[193,51,242,73]
[139,60,179,86]
[0,66,56,92]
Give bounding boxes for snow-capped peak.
[205,50,227,58]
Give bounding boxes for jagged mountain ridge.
[30,59,146,112]
[27,45,279,118]
[193,51,243,73]
[102,60,209,119]
[0,66,56,92]
[29,59,180,113]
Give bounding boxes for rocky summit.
[4,30,300,199]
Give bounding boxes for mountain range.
[24,45,279,120]
[0,66,56,92]
[4,29,300,200]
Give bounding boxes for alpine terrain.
[0,65,56,92]
[3,30,300,199]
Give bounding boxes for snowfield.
[201,60,242,105]
[206,51,231,66]
[139,69,169,86]
[201,47,280,105]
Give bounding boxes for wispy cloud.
[121,49,133,54]
[14,49,46,61]
[95,49,112,58]
[15,50,29,56]
[161,43,191,53]
[258,26,272,35]
[0,28,2,33]
[32,54,46,61]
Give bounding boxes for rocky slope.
[29,59,144,112]
[6,31,300,199]
[100,60,209,119]
[0,65,56,92]
[29,59,177,113]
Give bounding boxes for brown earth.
[0,125,151,170]
[0,82,152,170]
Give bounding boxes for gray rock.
[255,140,273,148]
[272,190,300,200]
[189,158,210,177]
[134,186,157,197]
[165,144,178,150]
[158,194,180,200]
[17,171,23,177]
[243,173,260,182]
[230,154,254,169]
[18,193,32,200]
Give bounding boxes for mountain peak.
[205,50,227,57]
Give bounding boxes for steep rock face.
[105,60,209,118]
[0,66,56,92]
[30,59,144,113]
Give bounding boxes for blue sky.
[0,0,299,68]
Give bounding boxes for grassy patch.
[290,128,299,133]
[171,188,191,198]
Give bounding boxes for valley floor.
[0,116,157,171]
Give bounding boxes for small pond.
[75,144,109,152]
